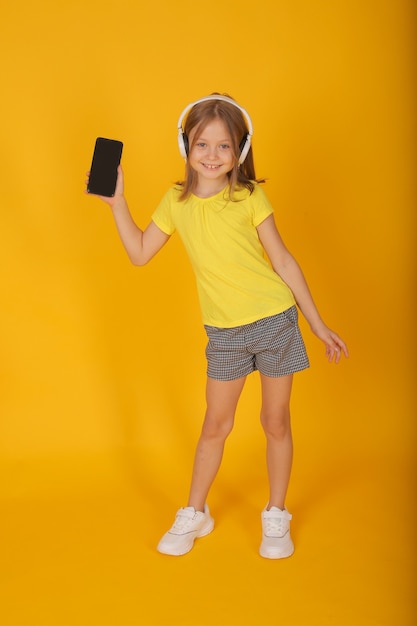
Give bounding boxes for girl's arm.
[86,166,170,265]
[257,214,348,363]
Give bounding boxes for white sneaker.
[157,505,214,556]
[260,506,294,559]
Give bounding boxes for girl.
[87,94,348,559]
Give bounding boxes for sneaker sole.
[259,535,294,560]
[259,545,295,559]
[157,518,214,556]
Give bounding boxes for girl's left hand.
[311,322,349,364]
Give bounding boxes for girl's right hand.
[85,165,124,207]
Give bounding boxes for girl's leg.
[187,375,246,512]
[259,373,294,510]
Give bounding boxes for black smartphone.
[87,137,123,197]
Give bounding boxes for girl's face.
[188,118,235,194]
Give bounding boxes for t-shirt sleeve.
[252,184,275,227]
[151,188,177,236]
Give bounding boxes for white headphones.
[177,95,253,165]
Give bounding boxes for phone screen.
[87,137,123,197]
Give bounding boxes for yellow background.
[0,1,415,624]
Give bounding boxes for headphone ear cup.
[183,133,189,157]
[238,134,251,165]
[178,131,189,160]
[239,135,247,154]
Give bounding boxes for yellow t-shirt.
[152,183,296,328]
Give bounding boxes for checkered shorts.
[204,306,309,381]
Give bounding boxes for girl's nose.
[207,145,218,159]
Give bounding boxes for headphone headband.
[177,95,253,164]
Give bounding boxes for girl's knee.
[201,411,234,440]
[260,407,291,440]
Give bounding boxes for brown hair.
[177,93,264,200]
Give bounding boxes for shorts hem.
[207,361,310,382]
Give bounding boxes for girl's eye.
[220,144,230,150]
[196,142,206,148]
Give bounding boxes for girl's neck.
[194,179,228,199]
